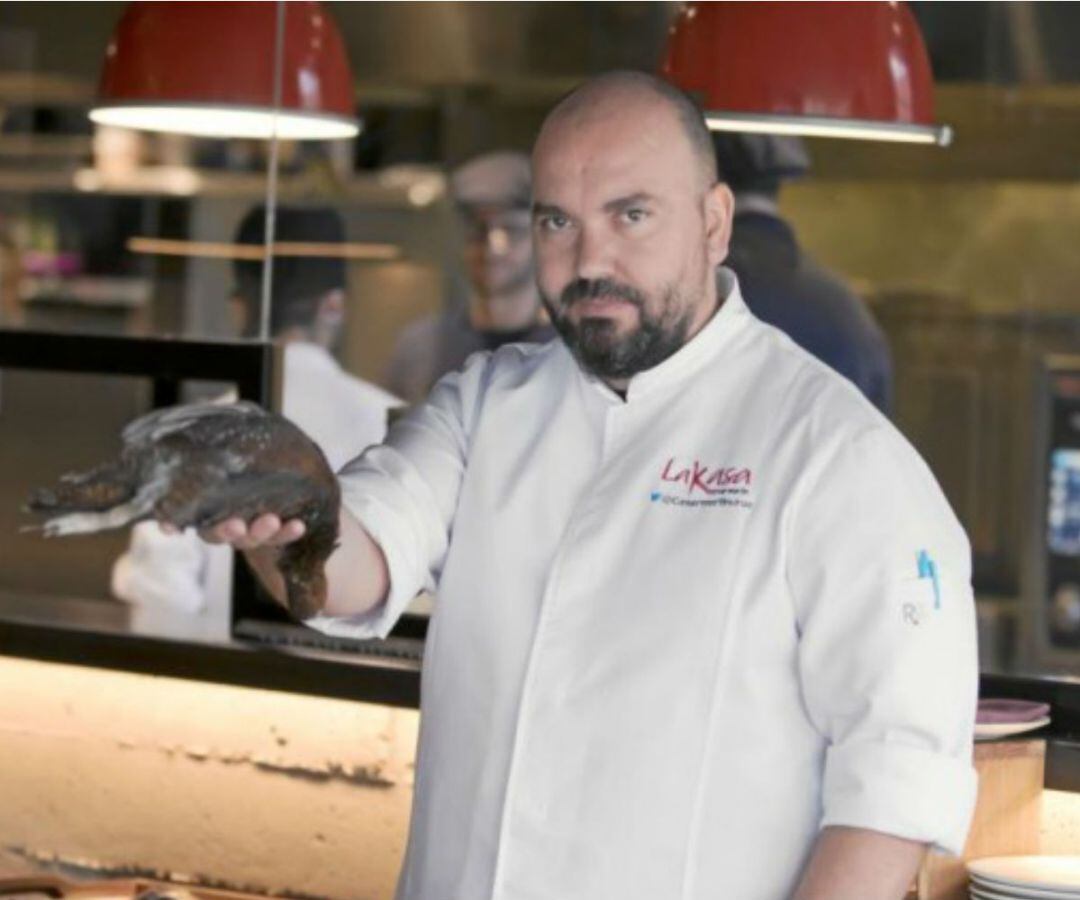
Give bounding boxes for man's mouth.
[573,296,634,316]
[549,279,646,326]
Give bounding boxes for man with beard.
[201,72,977,900]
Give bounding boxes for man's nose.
[574,226,615,281]
[485,227,511,256]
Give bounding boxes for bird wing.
[181,471,326,530]
[121,400,266,450]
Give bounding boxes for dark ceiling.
[1,2,1079,90]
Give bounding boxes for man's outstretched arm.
[199,354,499,626]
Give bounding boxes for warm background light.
[705,113,953,146]
[90,106,360,141]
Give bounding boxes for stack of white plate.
[968,857,1080,899]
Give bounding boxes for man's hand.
[171,515,306,608]
[195,514,306,549]
[169,509,392,620]
[159,516,305,609]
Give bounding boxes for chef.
[208,71,978,900]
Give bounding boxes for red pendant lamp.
[90,1,359,140]
[662,1,952,146]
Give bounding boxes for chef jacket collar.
[579,266,750,405]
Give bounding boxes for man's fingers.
[196,514,305,548]
[247,514,306,547]
[199,517,247,545]
[267,519,306,546]
[246,514,283,545]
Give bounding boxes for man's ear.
[704,182,735,268]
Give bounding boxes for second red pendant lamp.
[662,2,952,146]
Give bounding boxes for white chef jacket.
[314,268,978,900]
[111,342,401,617]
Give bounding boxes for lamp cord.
[259,0,287,343]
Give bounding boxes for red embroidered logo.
[660,457,753,496]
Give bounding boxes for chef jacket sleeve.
[305,352,492,640]
[785,424,978,856]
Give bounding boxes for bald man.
[385,151,556,403]
[203,72,977,900]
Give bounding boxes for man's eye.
[623,207,649,224]
[539,214,569,232]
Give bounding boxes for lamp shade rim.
[90,101,360,141]
[662,1,950,147]
[704,110,953,147]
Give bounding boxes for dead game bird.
[24,401,341,620]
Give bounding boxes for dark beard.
[543,277,693,381]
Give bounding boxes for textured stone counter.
[0,655,419,900]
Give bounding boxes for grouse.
[25,401,341,620]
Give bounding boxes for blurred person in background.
[715,133,894,414]
[111,205,401,619]
[385,151,556,403]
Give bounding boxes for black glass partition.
[0,328,277,610]
[0,327,422,707]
